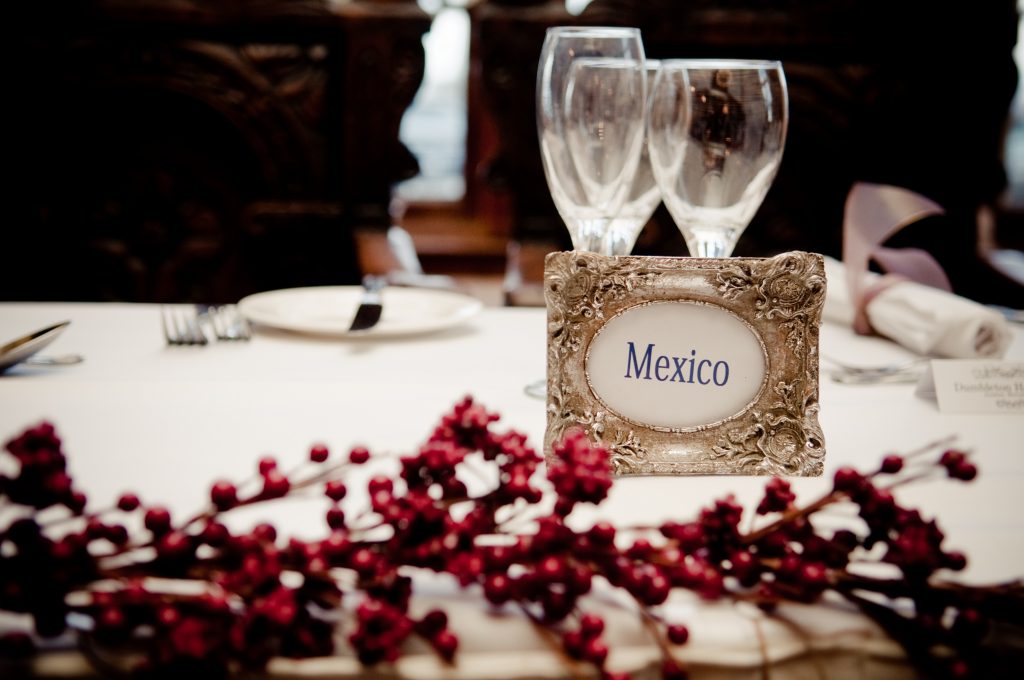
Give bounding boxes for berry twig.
[1,399,1019,679]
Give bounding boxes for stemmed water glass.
[648,60,788,258]
[536,26,647,256]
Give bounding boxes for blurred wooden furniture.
[468,0,1022,305]
[6,0,430,303]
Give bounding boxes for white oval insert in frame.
[586,301,767,430]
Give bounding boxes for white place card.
[928,360,1024,414]
[543,251,827,477]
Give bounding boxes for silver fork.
[161,305,208,346]
[200,305,252,341]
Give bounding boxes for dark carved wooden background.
[470,0,1021,305]
[6,0,430,303]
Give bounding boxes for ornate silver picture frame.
[543,251,826,477]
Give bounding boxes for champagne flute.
[648,60,788,258]
[537,26,647,255]
[527,27,646,400]
[604,59,663,256]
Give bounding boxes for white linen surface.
[823,256,1012,358]
[1,302,1022,679]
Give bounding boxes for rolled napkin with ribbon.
[823,255,1011,358]
[829,182,1012,358]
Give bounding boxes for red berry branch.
[1,397,1021,679]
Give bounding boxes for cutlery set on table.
[158,273,482,345]
[162,273,418,345]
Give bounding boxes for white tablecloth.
[1,302,1022,678]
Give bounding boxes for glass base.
[524,379,547,400]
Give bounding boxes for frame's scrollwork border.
[543,251,826,477]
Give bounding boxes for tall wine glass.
[648,60,788,258]
[604,59,663,256]
[537,26,647,255]
[527,28,645,400]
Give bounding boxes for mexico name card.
[543,251,826,477]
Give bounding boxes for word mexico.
[624,342,730,386]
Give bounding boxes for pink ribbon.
[842,182,951,335]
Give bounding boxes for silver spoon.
[0,321,80,373]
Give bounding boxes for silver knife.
[348,275,386,332]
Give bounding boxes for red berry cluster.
[548,427,614,516]
[1,401,1020,680]
[2,422,86,511]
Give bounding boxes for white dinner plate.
[0,320,71,373]
[237,286,483,338]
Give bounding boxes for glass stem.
[602,230,634,257]
[572,219,607,253]
[689,237,734,259]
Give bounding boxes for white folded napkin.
[823,256,1012,358]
